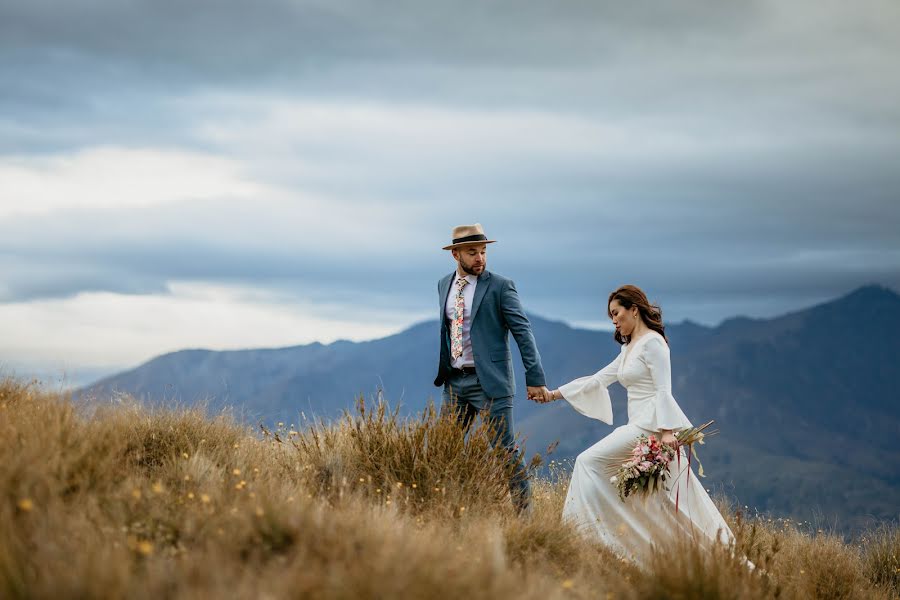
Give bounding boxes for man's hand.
[527,386,553,403]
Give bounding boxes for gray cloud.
[0,0,898,339]
[1,1,763,73]
[3,1,899,117]
[1,186,896,326]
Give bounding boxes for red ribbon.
[675,444,681,514]
[673,442,693,515]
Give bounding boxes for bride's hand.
[660,430,677,446]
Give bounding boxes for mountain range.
[82,285,900,533]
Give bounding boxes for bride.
[541,284,737,564]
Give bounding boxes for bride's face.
[609,300,640,337]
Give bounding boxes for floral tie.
[451,277,469,360]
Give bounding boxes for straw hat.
[442,223,497,250]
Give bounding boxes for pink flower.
[639,461,653,472]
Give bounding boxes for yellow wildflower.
[136,541,154,556]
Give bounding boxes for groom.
[434,223,551,512]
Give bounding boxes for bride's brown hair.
[607,285,668,345]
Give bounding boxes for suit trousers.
[441,370,531,511]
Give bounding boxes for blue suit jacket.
[433,270,546,399]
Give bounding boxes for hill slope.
[9,379,900,598]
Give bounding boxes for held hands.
[527,386,557,404]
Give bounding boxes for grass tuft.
[1,377,896,599]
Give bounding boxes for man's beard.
[460,261,485,276]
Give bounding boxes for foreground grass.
[1,378,897,599]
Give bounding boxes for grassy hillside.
[2,378,898,599]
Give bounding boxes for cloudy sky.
[1,0,899,385]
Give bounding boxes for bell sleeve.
[642,337,693,432]
[557,349,622,424]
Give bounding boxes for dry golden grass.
[1,377,897,599]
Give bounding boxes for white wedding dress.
[558,330,735,564]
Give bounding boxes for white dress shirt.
[444,272,478,369]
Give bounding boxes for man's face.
[453,244,487,276]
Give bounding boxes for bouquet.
[607,421,716,504]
